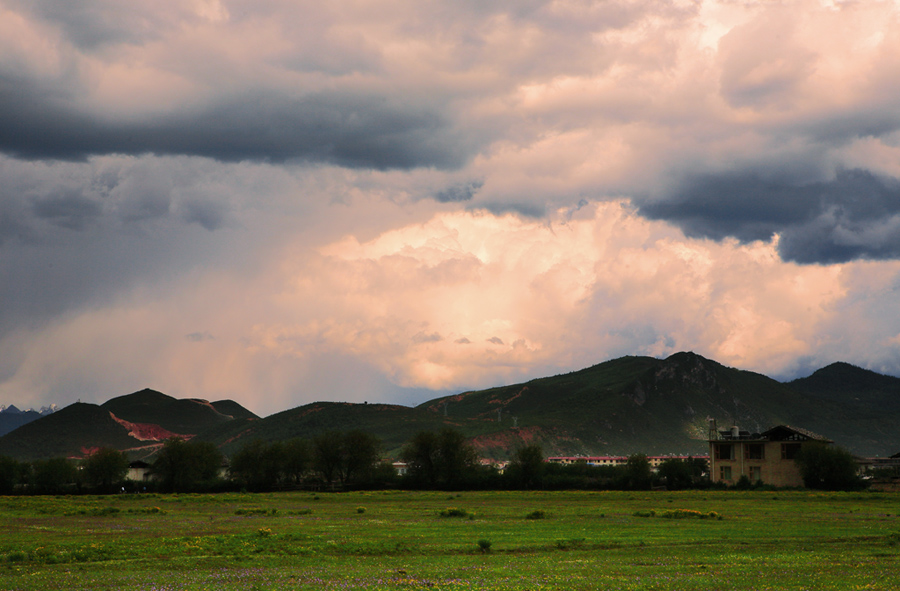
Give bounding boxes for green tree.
[794,443,863,491]
[400,430,439,486]
[339,430,381,485]
[82,447,130,493]
[312,431,344,485]
[311,431,381,487]
[656,458,693,490]
[688,456,709,481]
[621,453,652,490]
[230,440,286,491]
[506,444,545,489]
[31,458,78,494]
[400,428,479,489]
[282,438,311,484]
[151,438,224,492]
[0,455,22,494]
[436,428,478,486]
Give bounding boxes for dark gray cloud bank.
[0,77,471,170]
[641,169,900,264]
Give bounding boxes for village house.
[708,422,832,487]
[127,460,151,483]
[546,455,708,471]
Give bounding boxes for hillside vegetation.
[2,352,899,460]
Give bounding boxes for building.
[127,460,151,483]
[546,455,708,471]
[708,422,832,487]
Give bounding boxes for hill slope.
[202,351,899,458]
[788,363,900,455]
[416,351,840,457]
[101,389,239,433]
[3,353,898,460]
[0,391,257,461]
[0,403,141,461]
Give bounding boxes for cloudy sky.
[3,0,900,416]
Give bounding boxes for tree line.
[0,427,864,494]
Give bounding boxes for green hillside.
[0,393,258,461]
[101,389,245,433]
[0,403,138,461]
[202,351,900,458]
[196,402,461,457]
[211,399,258,421]
[415,351,831,457]
[788,363,900,455]
[789,362,900,409]
[2,352,899,460]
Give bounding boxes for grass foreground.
[0,489,898,590]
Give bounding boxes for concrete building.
[708,422,832,487]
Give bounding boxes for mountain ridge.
[2,352,898,460]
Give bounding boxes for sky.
[2,0,900,417]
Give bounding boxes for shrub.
[357,506,366,514]
[126,506,164,514]
[637,508,723,520]
[556,538,585,550]
[477,539,492,553]
[235,508,277,516]
[439,507,468,518]
[525,510,546,520]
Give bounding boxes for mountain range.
[0,405,57,438]
[1,352,898,461]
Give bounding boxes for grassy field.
[0,490,898,590]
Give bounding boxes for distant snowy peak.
[0,404,57,415]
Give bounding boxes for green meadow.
[1,490,898,590]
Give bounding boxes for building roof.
[709,424,832,443]
[761,425,832,443]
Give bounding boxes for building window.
[719,466,732,481]
[745,444,765,460]
[715,444,734,460]
[749,466,762,482]
[781,443,801,460]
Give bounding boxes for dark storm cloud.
[31,189,102,231]
[478,202,546,218]
[0,208,32,247]
[5,0,187,49]
[186,332,215,343]
[434,181,482,203]
[0,77,471,170]
[180,199,226,231]
[640,169,900,264]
